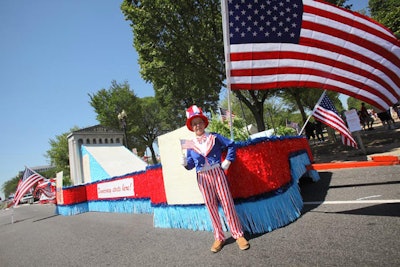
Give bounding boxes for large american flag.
[13,167,45,206]
[222,0,400,111]
[313,92,358,148]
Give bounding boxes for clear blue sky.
[0,0,368,199]
[0,0,154,199]
[348,0,370,14]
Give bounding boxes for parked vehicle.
[19,193,34,204]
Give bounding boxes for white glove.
[221,160,231,170]
[181,156,188,166]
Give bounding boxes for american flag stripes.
[313,92,358,149]
[222,0,400,111]
[13,167,45,206]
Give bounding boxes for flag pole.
[298,90,327,135]
[221,0,234,140]
[11,205,14,224]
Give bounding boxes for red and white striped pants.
[197,165,244,241]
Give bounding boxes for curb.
[308,155,400,171]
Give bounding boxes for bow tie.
[196,134,207,144]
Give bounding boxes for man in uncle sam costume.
[181,105,250,253]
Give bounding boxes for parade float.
[56,126,319,235]
[34,179,57,204]
[55,0,400,235]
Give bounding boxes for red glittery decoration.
[226,138,311,198]
[62,185,87,204]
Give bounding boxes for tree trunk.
[148,143,158,164]
[233,91,267,132]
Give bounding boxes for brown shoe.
[236,237,250,250]
[210,240,225,253]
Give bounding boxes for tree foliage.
[45,127,79,186]
[89,81,163,163]
[121,0,222,128]
[208,112,249,142]
[278,88,342,123]
[2,176,20,199]
[369,0,400,38]
[134,97,164,164]
[88,81,142,150]
[221,92,290,130]
[347,97,375,112]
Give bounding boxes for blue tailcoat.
[185,133,236,172]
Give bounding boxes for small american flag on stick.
[180,139,195,150]
[313,92,358,149]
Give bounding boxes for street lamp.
[118,109,128,147]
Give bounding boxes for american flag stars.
[228,0,302,44]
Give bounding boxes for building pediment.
[72,125,121,134]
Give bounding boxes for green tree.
[208,112,249,141]
[347,97,375,112]
[121,0,222,129]
[89,81,163,163]
[220,92,292,132]
[2,176,20,199]
[88,80,142,150]
[134,97,164,164]
[45,127,79,186]
[369,0,400,38]
[279,88,342,123]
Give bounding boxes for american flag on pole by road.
[13,167,45,206]
[219,107,236,123]
[222,0,400,111]
[313,92,358,149]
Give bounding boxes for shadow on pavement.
[328,180,400,189]
[298,171,400,217]
[325,203,400,217]
[0,217,35,226]
[245,172,333,241]
[33,214,59,222]
[299,171,332,213]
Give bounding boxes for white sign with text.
[97,178,134,199]
[344,109,362,132]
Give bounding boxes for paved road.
[1,165,399,267]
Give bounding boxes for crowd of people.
[305,102,400,144]
[358,102,400,131]
[305,121,326,143]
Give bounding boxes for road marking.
[304,199,400,205]
[356,195,382,201]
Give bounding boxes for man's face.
[191,117,206,136]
